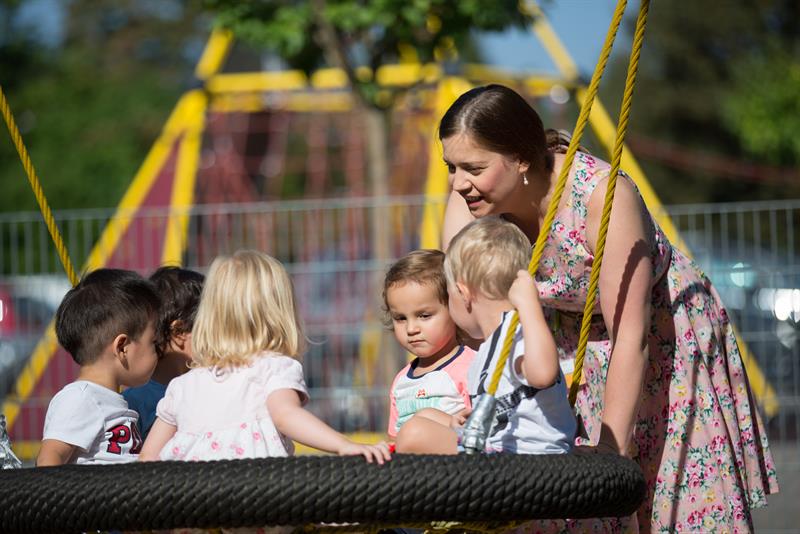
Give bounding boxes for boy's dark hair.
[149,266,205,357]
[55,269,160,366]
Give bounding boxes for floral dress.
[517,152,778,533]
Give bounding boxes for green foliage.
[0,52,181,212]
[0,1,205,213]
[722,51,800,165]
[605,0,800,203]
[204,0,530,108]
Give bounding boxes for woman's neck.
[504,152,566,244]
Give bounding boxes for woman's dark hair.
[438,84,555,174]
[149,266,205,357]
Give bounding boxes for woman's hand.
[337,440,392,465]
[574,441,621,456]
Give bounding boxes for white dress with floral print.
[515,152,778,534]
[156,353,307,462]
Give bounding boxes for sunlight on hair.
[444,217,531,299]
[192,250,307,368]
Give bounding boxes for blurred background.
[1,0,798,530]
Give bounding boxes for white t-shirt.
[43,380,143,464]
[156,353,309,461]
[468,312,576,454]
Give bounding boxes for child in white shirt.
[139,249,390,464]
[38,269,160,465]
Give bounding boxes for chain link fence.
[1,196,798,526]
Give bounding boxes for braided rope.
[0,86,78,287]
[569,0,650,405]
[0,454,645,533]
[486,0,628,397]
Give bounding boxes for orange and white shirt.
[387,346,476,438]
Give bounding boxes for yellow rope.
[0,85,79,287]
[486,0,629,397]
[568,0,649,405]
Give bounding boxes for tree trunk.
[362,106,395,388]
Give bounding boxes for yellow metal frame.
[525,2,777,417]
[3,29,231,447]
[7,11,778,461]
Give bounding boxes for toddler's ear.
[113,333,130,365]
[169,319,187,335]
[456,281,473,306]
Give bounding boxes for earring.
[522,173,529,185]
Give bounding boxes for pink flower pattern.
[513,152,778,533]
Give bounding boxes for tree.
[0,0,206,214]
[606,0,800,204]
[202,0,534,200]
[202,0,536,384]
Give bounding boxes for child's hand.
[338,440,392,465]
[508,270,540,311]
[450,407,472,429]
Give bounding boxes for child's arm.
[508,270,559,388]
[37,439,77,466]
[386,376,400,440]
[268,389,391,464]
[138,418,178,461]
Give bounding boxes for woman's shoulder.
[569,151,612,182]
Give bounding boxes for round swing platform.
[0,453,645,533]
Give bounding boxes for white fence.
[1,196,798,456]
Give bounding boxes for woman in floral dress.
[439,84,778,532]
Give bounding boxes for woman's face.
[442,133,528,218]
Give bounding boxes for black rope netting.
[0,453,645,533]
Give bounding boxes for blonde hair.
[192,250,307,368]
[444,217,531,299]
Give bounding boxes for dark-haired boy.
[123,266,204,440]
[37,269,160,466]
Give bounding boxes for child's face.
[123,321,158,387]
[447,280,481,340]
[386,281,456,360]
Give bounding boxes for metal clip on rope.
[461,394,496,454]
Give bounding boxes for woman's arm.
[508,270,560,388]
[268,389,391,464]
[139,418,177,461]
[441,190,475,251]
[586,176,653,455]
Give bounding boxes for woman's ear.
[517,160,530,176]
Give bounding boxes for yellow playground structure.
[0,1,777,467]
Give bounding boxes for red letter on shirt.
[106,424,132,454]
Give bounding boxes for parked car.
[0,285,57,400]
